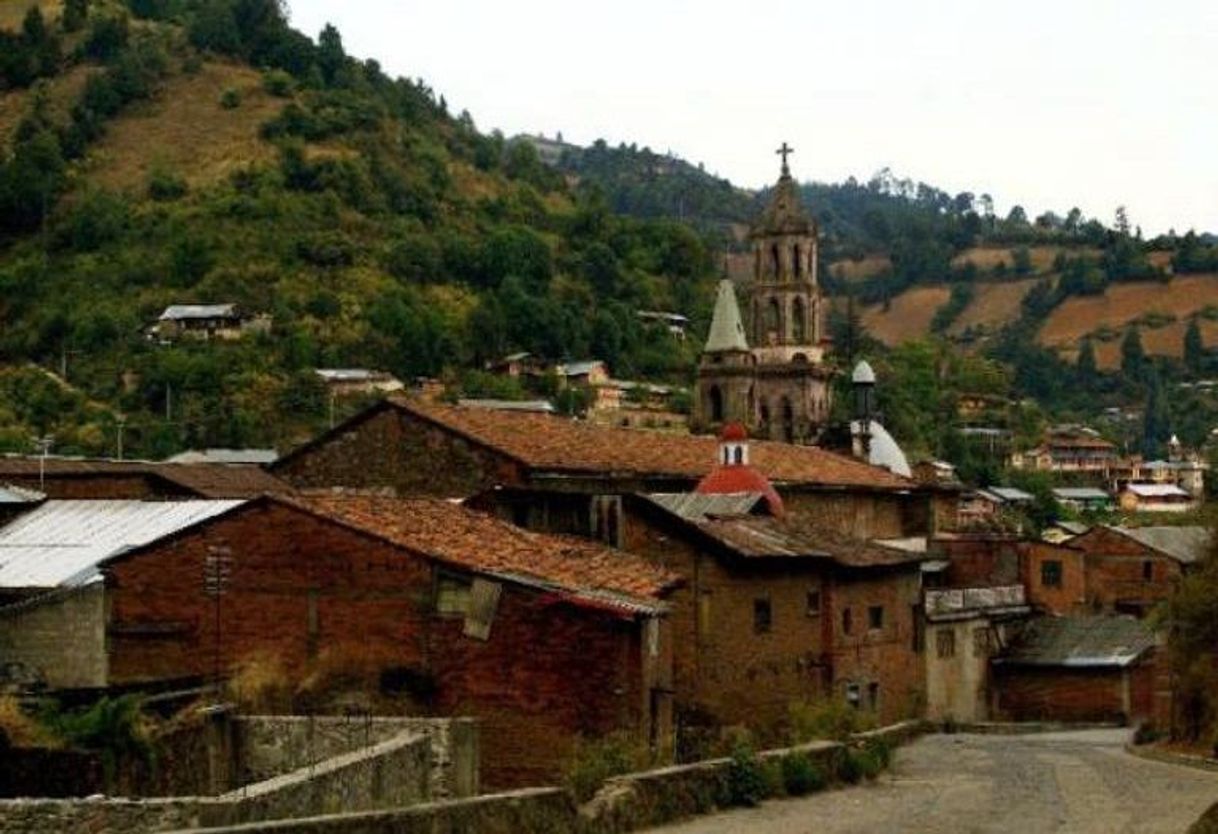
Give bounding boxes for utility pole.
[166,383,173,422]
[329,390,337,429]
[203,546,233,699]
[115,415,126,461]
[33,435,53,491]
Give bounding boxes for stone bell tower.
[747,143,833,443]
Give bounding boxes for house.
[272,397,952,541]
[148,304,271,342]
[314,369,405,397]
[456,399,556,414]
[637,310,690,339]
[0,456,288,499]
[485,352,544,379]
[0,484,45,526]
[1118,483,1197,513]
[923,584,1030,723]
[991,615,1162,725]
[1022,525,1209,617]
[1010,426,1118,475]
[556,360,622,412]
[612,426,929,730]
[1042,520,1089,544]
[0,496,677,788]
[913,460,959,487]
[1051,487,1113,513]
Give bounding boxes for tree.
[1142,369,1170,458]
[1120,327,1145,378]
[189,0,242,55]
[1076,338,1097,386]
[316,23,345,85]
[63,0,88,32]
[1006,205,1028,226]
[1115,205,1131,237]
[1184,318,1204,375]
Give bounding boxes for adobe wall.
[1020,542,1087,614]
[782,490,920,539]
[924,616,995,723]
[0,584,107,689]
[273,407,522,497]
[1069,528,1182,613]
[992,664,1151,723]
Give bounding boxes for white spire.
[704,279,749,353]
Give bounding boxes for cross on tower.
[776,142,794,176]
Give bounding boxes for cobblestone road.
[645,729,1218,833]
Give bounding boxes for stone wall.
[0,583,107,689]
[233,716,478,799]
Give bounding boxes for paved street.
[646,730,1218,833]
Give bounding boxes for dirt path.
[644,729,1218,834]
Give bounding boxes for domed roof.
[852,360,876,384]
[696,460,785,518]
[850,419,912,478]
[721,421,748,442]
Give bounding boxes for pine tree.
[1142,369,1170,458]
[1184,318,1204,376]
[1121,327,1145,379]
[63,0,88,32]
[1077,337,1097,386]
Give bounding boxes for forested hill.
[0,0,716,458]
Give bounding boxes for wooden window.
[754,597,772,634]
[1041,560,1063,588]
[972,627,989,656]
[936,628,956,659]
[462,578,502,641]
[867,682,880,711]
[591,495,622,548]
[868,605,884,631]
[841,606,853,636]
[806,590,821,617]
[912,604,925,653]
[845,682,861,709]
[435,572,472,617]
[1142,560,1154,581]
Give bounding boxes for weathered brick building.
[0,496,677,788]
[273,397,955,539]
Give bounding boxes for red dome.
[695,464,785,518]
[720,422,748,442]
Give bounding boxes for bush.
[219,87,241,109]
[835,747,863,784]
[147,166,187,201]
[725,743,767,807]
[0,696,51,748]
[780,752,825,796]
[837,740,891,784]
[563,733,648,803]
[40,695,152,774]
[1132,722,1162,746]
[788,698,876,743]
[262,69,294,97]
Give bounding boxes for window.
[753,597,772,634]
[911,604,925,653]
[591,495,622,547]
[868,605,884,631]
[512,503,529,528]
[806,590,821,617]
[936,628,956,659]
[972,627,989,656]
[1041,560,1063,588]
[841,606,853,636]
[1142,560,1154,581]
[435,573,472,617]
[792,297,806,342]
[867,682,880,712]
[709,386,724,422]
[845,682,861,709]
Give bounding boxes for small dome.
[852,360,876,384]
[721,422,748,442]
[696,461,785,517]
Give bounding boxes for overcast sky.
[287,1,1217,235]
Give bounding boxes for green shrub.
[563,733,648,803]
[263,69,294,97]
[835,747,863,784]
[779,752,825,796]
[725,743,767,807]
[1132,722,1161,746]
[147,166,187,201]
[40,695,152,775]
[788,698,876,743]
[220,87,241,109]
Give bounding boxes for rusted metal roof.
[645,492,765,521]
[0,500,244,589]
[1111,525,1210,564]
[996,615,1157,668]
[0,455,289,498]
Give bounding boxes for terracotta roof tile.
[0,457,290,498]
[390,398,911,490]
[288,494,679,605]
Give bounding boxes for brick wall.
[0,474,167,499]
[993,663,1152,722]
[274,407,522,497]
[103,500,660,789]
[1069,528,1182,614]
[782,490,923,539]
[828,568,926,725]
[1020,542,1088,615]
[0,584,107,689]
[936,536,1021,586]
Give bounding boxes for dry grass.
[952,245,1098,274]
[227,652,294,714]
[0,63,98,150]
[1087,318,1218,371]
[1148,250,1174,270]
[81,60,287,193]
[0,0,61,31]
[828,254,892,282]
[860,285,952,345]
[0,695,52,748]
[1038,274,1218,349]
[948,278,1040,336]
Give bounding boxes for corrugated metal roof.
[1052,487,1111,500]
[997,615,1157,668]
[160,304,238,320]
[1124,483,1190,498]
[0,484,44,504]
[456,399,556,413]
[1113,525,1211,564]
[979,486,1035,503]
[165,449,278,465]
[644,492,764,521]
[0,500,243,589]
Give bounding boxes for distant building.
[315,369,405,397]
[1011,426,1118,475]
[165,448,278,466]
[636,310,690,339]
[913,460,959,487]
[1118,483,1197,513]
[485,352,545,379]
[1051,487,1113,513]
[148,304,271,342]
[555,360,621,411]
[457,399,556,414]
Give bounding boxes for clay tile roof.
[0,457,289,498]
[288,494,679,607]
[387,399,912,491]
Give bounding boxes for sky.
[287,1,1218,235]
